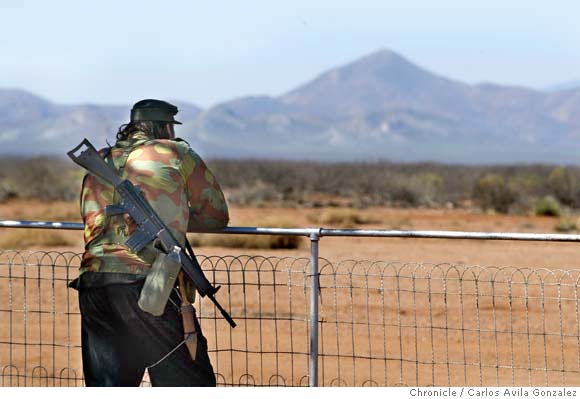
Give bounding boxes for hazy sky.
[2,1,580,107]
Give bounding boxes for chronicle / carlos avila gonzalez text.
[409,388,577,397]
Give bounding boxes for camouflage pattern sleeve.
[181,147,229,232]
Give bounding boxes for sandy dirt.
[1,201,580,386]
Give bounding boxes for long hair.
[116,121,168,141]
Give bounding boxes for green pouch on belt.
[138,246,182,316]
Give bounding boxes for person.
[70,99,229,387]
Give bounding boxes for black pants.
[78,281,216,387]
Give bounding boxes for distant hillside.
[2,50,580,163]
[546,80,580,92]
[0,90,202,155]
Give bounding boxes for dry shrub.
[10,201,81,221]
[472,174,517,213]
[188,216,301,249]
[534,196,561,217]
[0,157,81,203]
[389,218,414,230]
[0,229,73,249]
[0,179,17,202]
[547,167,577,206]
[224,180,279,206]
[307,209,378,228]
[11,156,580,215]
[555,217,577,233]
[189,234,300,249]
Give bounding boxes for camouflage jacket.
[79,131,229,276]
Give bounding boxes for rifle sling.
[178,272,198,361]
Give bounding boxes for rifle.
[68,138,236,328]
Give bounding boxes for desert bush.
[0,230,73,249]
[472,174,517,213]
[534,195,561,217]
[187,217,301,249]
[414,172,443,205]
[307,209,379,228]
[555,217,577,232]
[0,179,17,202]
[388,184,420,207]
[384,173,444,208]
[189,233,300,250]
[508,173,547,200]
[224,180,279,205]
[0,157,81,203]
[9,201,82,221]
[547,167,577,206]
[6,155,580,215]
[211,160,560,211]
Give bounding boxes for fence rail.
[1,222,580,386]
[5,220,580,242]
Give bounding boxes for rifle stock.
[68,139,123,186]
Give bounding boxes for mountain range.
[2,49,580,164]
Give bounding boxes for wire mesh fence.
[1,250,580,386]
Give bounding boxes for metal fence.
[2,222,580,387]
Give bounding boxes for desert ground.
[1,200,580,387]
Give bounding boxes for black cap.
[130,99,182,124]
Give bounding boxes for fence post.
[309,230,321,387]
